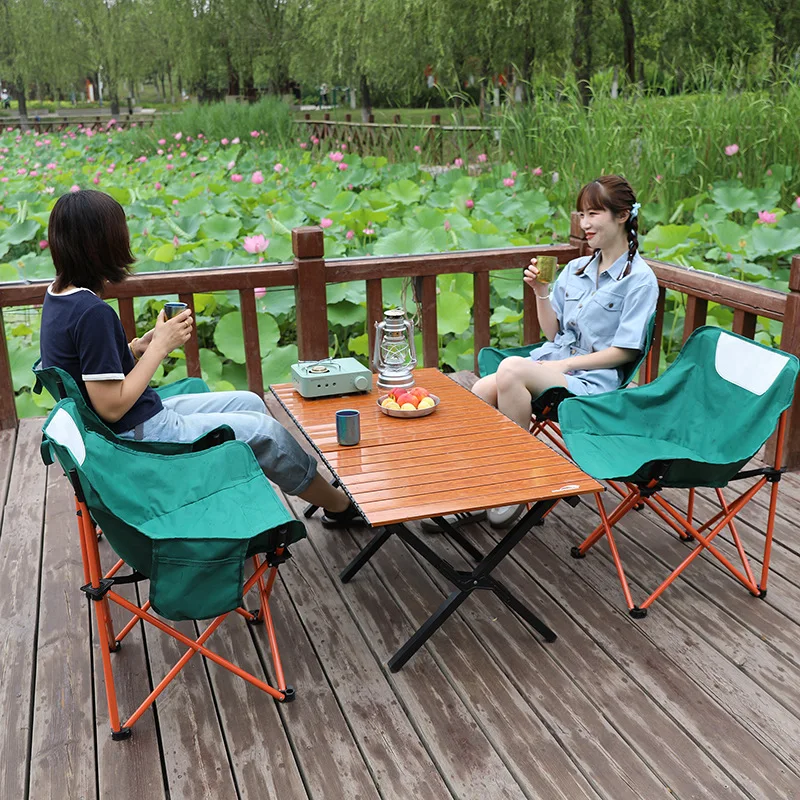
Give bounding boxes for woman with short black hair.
[40,190,359,525]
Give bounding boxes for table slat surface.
[271,369,601,525]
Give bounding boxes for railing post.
[774,254,800,468]
[431,114,442,163]
[569,211,591,256]
[293,226,329,361]
[0,308,17,429]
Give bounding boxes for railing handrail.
[2,222,798,462]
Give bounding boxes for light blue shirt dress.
[532,250,659,396]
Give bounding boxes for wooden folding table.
[271,368,601,670]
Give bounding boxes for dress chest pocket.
[585,288,625,341]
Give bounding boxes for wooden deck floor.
[3,393,800,800]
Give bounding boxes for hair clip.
[630,202,641,219]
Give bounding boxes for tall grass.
[125,96,296,151]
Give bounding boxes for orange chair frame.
[70,473,295,741]
[570,413,788,617]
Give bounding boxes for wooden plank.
[0,309,18,429]
[267,528,455,799]
[191,610,309,799]
[293,227,329,361]
[366,279,383,370]
[239,288,265,397]
[0,420,49,799]
[179,292,202,378]
[682,295,708,343]
[643,285,666,383]
[418,275,438,368]
[732,308,757,339]
[140,616,239,799]
[93,543,166,800]
[531,509,800,798]
[0,428,16,528]
[454,520,752,799]
[473,271,490,373]
[264,586,382,800]
[28,470,96,800]
[283,496,534,799]
[118,297,136,341]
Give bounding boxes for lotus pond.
[2,124,800,417]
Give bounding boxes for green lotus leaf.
[262,344,299,384]
[199,348,223,383]
[750,226,800,256]
[711,183,757,213]
[436,290,471,334]
[0,262,18,281]
[106,186,132,205]
[200,214,242,241]
[712,220,748,251]
[372,228,435,256]
[214,310,279,363]
[2,219,40,245]
[490,305,524,325]
[328,300,365,328]
[386,179,422,205]
[348,332,369,358]
[153,243,176,263]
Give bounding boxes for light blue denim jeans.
[118,391,318,496]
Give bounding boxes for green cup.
[536,255,558,284]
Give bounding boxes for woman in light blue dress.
[473,175,659,429]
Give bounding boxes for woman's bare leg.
[297,473,350,512]
[495,357,568,429]
[472,373,499,406]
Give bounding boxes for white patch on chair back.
[44,408,86,465]
[714,332,789,395]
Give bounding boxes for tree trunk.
[522,40,535,102]
[618,0,635,84]
[160,73,166,101]
[168,67,174,105]
[359,73,372,122]
[15,78,28,121]
[478,82,486,119]
[572,0,593,107]
[772,10,788,77]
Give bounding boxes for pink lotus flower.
[221,138,229,145]
[532,167,543,176]
[443,219,451,231]
[363,227,375,236]
[477,153,488,163]
[231,174,243,182]
[0,177,7,183]
[454,158,464,168]
[29,170,38,177]
[311,136,320,145]
[737,171,743,179]
[143,228,149,237]
[503,178,515,188]
[243,235,269,254]
[174,132,182,140]
[251,130,260,138]
[274,163,283,173]
[311,181,316,188]
[232,137,240,144]
[511,170,517,178]
[157,149,164,155]
[757,211,777,224]
[299,142,308,149]
[198,133,204,139]
[39,239,48,249]
[92,176,100,185]
[725,143,739,156]
[347,184,354,190]
[655,174,663,182]
[154,182,162,190]
[413,145,421,153]
[795,196,800,209]
[137,156,148,163]
[766,169,773,176]
[254,287,267,297]
[319,218,333,228]
[158,138,166,145]
[251,171,264,184]
[227,160,236,170]
[191,172,197,177]
[725,252,734,261]
[329,151,344,162]
[172,199,179,205]
[346,230,354,240]
[465,198,474,209]
[173,236,180,247]
[198,156,208,162]
[70,184,80,192]
[338,163,348,171]
[180,151,187,158]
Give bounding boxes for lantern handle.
[371,319,382,373]
[405,318,417,367]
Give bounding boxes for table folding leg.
[340,500,559,671]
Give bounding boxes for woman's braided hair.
[575,175,639,279]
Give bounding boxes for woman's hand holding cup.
[524,256,556,297]
[152,307,194,358]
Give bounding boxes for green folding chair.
[559,326,798,616]
[41,397,306,740]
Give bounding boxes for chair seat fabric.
[43,399,306,621]
[559,326,799,487]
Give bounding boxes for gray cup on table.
[336,409,360,446]
[164,302,188,320]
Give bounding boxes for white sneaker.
[420,510,487,533]
[487,504,526,529]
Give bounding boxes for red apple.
[410,386,430,400]
[395,392,418,408]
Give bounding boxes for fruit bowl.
[377,393,440,418]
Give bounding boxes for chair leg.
[595,493,639,615]
[573,489,641,557]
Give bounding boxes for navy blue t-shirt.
[40,286,162,433]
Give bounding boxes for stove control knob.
[354,375,370,391]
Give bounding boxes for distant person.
[1,89,10,110]
[319,83,329,107]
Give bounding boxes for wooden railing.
[2,215,799,464]
[2,113,163,133]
